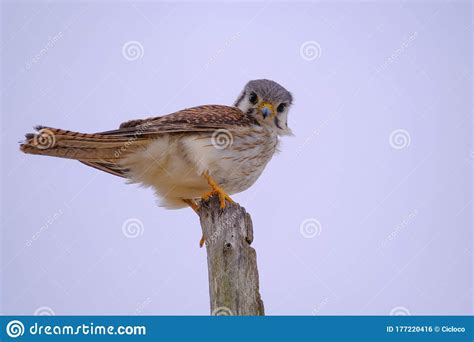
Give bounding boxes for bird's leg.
[182,199,199,213]
[201,172,234,209]
[182,199,206,248]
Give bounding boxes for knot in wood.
[224,241,232,251]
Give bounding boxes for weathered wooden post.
[198,196,265,316]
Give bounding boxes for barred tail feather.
[20,126,149,177]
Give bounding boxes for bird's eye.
[249,92,258,104]
[277,103,286,113]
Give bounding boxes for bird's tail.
[20,126,149,177]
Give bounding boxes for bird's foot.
[199,235,206,248]
[201,187,234,209]
[202,172,234,209]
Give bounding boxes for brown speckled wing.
[98,105,258,137]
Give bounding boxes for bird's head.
[234,79,293,136]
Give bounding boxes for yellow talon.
[184,173,233,248]
[201,172,234,209]
[199,235,206,248]
[182,199,207,248]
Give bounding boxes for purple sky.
[1,1,472,315]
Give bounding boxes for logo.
[34,128,56,149]
[6,320,25,338]
[211,129,233,150]
[299,218,322,238]
[389,129,411,150]
[34,306,55,316]
[300,41,322,61]
[389,306,411,316]
[211,306,233,316]
[122,41,144,61]
[122,218,144,238]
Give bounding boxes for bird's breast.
[208,128,278,194]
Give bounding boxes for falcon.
[20,79,293,216]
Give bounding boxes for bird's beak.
[259,102,274,119]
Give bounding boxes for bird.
[20,79,293,218]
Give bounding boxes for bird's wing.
[79,159,130,178]
[98,105,258,137]
[21,105,257,178]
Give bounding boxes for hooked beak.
[259,102,274,119]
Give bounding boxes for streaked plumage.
[20,79,293,209]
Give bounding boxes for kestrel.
[20,79,293,214]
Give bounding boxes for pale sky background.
[1,0,472,315]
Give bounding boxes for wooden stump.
[198,196,265,316]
